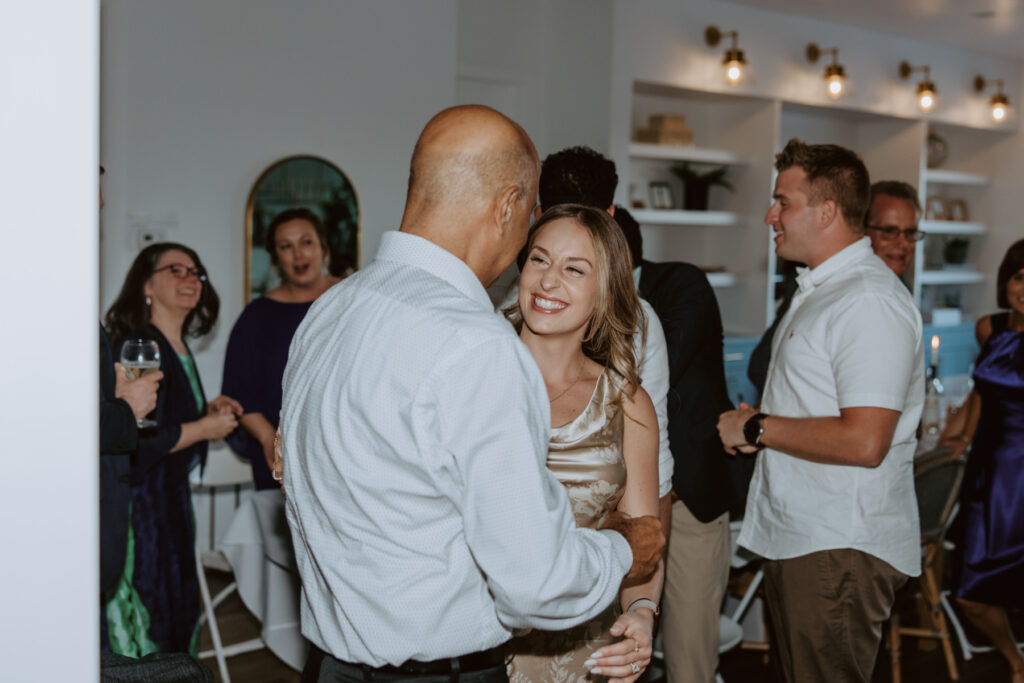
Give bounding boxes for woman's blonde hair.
[505,204,646,399]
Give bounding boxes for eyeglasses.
[154,263,208,282]
[866,225,926,243]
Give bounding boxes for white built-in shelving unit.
[620,82,1010,333]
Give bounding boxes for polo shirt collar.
[375,230,493,311]
[795,237,872,293]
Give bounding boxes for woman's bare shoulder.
[975,315,994,346]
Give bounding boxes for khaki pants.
[661,501,730,683]
[763,549,908,683]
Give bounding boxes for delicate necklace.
[549,356,586,404]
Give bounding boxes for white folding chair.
[193,445,264,682]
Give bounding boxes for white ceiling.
[718,0,1024,60]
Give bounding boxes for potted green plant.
[670,162,734,211]
[943,237,969,265]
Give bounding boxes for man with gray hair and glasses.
[863,180,924,278]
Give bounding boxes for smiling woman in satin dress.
[504,204,662,683]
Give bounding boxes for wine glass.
[120,339,161,428]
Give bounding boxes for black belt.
[354,644,507,678]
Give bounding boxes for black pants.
[303,646,508,683]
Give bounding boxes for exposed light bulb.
[917,82,937,113]
[990,93,1010,122]
[725,60,744,85]
[826,75,844,99]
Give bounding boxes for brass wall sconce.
[705,26,746,86]
[899,61,937,113]
[974,75,1010,122]
[806,43,846,100]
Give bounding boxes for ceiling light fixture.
[974,75,1010,123]
[806,43,846,100]
[899,61,938,113]
[705,26,746,86]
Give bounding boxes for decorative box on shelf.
[634,113,694,146]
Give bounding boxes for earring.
[145,296,151,306]
[504,208,512,222]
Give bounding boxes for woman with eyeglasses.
[103,242,241,657]
[221,208,341,489]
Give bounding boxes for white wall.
[100,0,457,550]
[1,1,99,679]
[457,0,614,158]
[101,0,458,395]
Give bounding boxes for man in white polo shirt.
[718,139,924,683]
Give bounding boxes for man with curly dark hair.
[538,145,618,211]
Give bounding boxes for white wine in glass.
[120,338,161,428]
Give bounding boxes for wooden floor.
[198,567,1020,683]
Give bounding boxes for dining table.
[218,488,308,670]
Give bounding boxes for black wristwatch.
[743,412,768,448]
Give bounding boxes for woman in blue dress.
[222,208,341,489]
[104,243,241,657]
[941,238,1024,683]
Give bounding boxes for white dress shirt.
[281,231,633,666]
[637,296,673,498]
[499,276,673,498]
[738,238,923,577]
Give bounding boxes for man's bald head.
[406,105,538,215]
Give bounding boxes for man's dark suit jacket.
[639,261,754,523]
[100,324,137,594]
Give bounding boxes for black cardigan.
[639,260,754,522]
[99,324,137,593]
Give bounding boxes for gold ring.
[631,661,641,674]
[634,641,640,653]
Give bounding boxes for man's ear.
[495,185,520,235]
[819,199,838,227]
[533,205,543,220]
[607,204,615,216]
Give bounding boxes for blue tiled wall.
[723,336,760,406]
[922,322,979,376]
[721,322,978,406]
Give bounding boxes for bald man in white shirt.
[281,106,663,683]
[718,139,923,683]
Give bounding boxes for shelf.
[917,269,984,285]
[705,272,737,288]
[629,142,744,165]
[923,169,989,186]
[632,209,738,226]
[920,220,986,235]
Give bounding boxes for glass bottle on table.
[922,364,944,436]
[120,338,160,428]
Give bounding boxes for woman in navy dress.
[942,238,1024,683]
[222,209,340,489]
[104,243,241,657]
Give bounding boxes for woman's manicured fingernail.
[584,659,595,668]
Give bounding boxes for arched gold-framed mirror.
[245,155,360,302]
